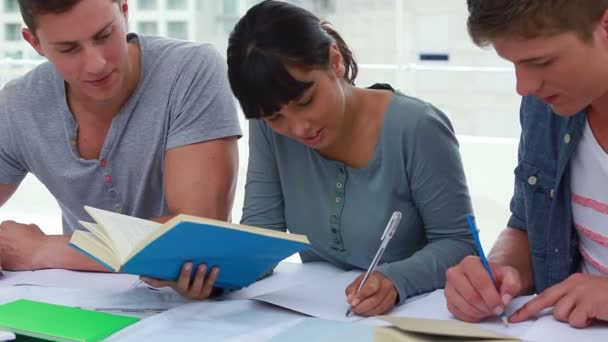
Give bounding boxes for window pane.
[137,21,158,36]
[167,0,187,10]
[4,0,18,12]
[4,23,21,41]
[167,21,188,40]
[137,0,157,10]
[221,0,239,15]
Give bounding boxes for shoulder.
[1,62,60,119]
[139,35,223,67]
[385,91,455,140]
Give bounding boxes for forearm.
[32,235,109,272]
[488,227,534,295]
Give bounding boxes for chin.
[550,104,587,117]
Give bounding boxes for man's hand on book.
[140,262,220,300]
[0,221,47,271]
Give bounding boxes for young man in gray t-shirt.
[0,0,241,300]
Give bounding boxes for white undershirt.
[570,120,608,276]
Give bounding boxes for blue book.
[69,206,310,290]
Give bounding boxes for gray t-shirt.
[0,34,242,234]
[241,87,476,303]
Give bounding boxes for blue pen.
[465,215,509,327]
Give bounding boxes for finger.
[188,264,207,298]
[568,302,594,329]
[367,287,398,316]
[444,282,488,322]
[552,294,576,323]
[200,267,220,299]
[445,266,494,315]
[448,302,483,323]
[467,269,504,315]
[354,275,381,304]
[493,266,520,304]
[353,289,388,316]
[511,284,568,322]
[345,275,364,301]
[174,262,194,295]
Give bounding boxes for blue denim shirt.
[507,95,586,293]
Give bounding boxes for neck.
[319,84,364,157]
[591,90,608,118]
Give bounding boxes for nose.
[83,46,107,75]
[290,117,313,138]
[515,65,542,97]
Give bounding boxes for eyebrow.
[51,20,115,46]
[294,82,316,102]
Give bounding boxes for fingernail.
[184,263,192,271]
[493,307,503,315]
[502,294,512,305]
[351,298,360,307]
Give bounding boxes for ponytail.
[320,21,358,85]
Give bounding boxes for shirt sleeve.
[376,103,477,304]
[507,97,528,231]
[165,44,242,150]
[0,93,27,184]
[239,120,287,232]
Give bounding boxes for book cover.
[70,207,311,289]
[0,299,139,342]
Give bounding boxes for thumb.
[494,266,521,305]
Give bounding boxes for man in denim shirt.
[445,0,608,328]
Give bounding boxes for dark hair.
[18,0,120,33]
[227,0,358,119]
[467,0,608,46]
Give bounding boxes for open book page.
[79,222,123,262]
[84,207,161,263]
[156,214,308,244]
[71,230,121,271]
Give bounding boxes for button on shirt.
[508,95,585,292]
[0,34,242,233]
[241,88,476,303]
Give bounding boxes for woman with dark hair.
[228,0,476,316]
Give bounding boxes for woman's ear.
[328,43,346,78]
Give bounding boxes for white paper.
[251,270,363,321]
[0,269,140,290]
[225,261,345,300]
[0,331,15,341]
[105,300,306,342]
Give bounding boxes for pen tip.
[501,316,509,327]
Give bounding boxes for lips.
[86,71,114,86]
[301,128,323,146]
[542,94,559,104]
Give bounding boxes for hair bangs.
[233,49,313,119]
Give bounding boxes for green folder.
[0,299,140,342]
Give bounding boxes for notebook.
[0,299,140,341]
